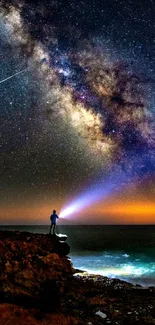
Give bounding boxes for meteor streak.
[0,57,47,85]
[0,68,27,84]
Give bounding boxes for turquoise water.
[1,225,155,286]
[71,251,155,286]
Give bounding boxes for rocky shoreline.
[1,230,155,324]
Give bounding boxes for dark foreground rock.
[63,273,155,325]
[0,230,73,309]
[1,230,155,325]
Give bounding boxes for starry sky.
[0,0,155,224]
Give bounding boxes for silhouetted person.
[49,210,59,235]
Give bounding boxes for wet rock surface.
[1,231,155,325]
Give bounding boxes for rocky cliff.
[1,230,155,325]
[0,230,73,309]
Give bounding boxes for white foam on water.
[71,251,155,286]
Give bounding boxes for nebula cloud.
[1,0,155,178]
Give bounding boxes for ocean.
[1,225,155,287]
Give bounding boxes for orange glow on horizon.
[94,201,155,224]
[102,202,155,216]
[1,199,155,224]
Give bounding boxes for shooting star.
[0,68,28,85]
[0,57,48,85]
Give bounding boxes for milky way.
[0,0,155,215]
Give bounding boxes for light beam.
[59,168,133,219]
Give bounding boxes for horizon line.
[1,224,155,226]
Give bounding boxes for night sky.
[0,0,155,224]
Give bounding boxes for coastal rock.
[0,303,82,325]
[1,231,155,325]
[0,230,74,309]
[61,273,155,324]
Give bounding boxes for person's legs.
[53,223,56,234]
[49,223,56,235]
[49,223,52,234]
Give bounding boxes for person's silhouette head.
[53,210,56,213]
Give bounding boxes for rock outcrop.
[1,230,155,325]
[0,231,73,309]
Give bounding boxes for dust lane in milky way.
[0,0,155,223]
